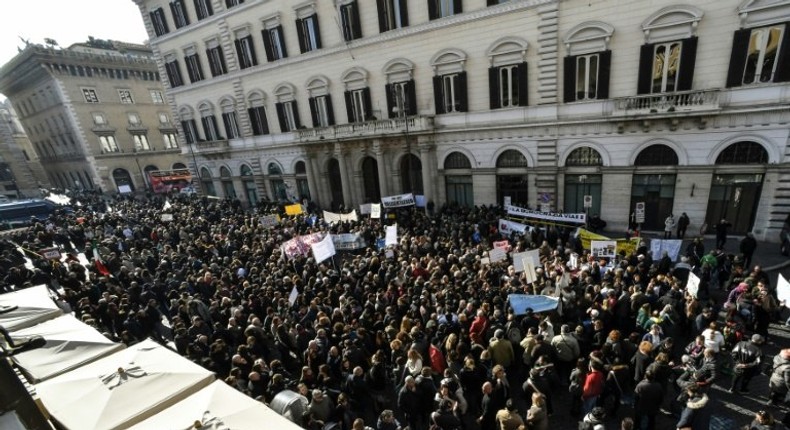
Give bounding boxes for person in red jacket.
[581,359,605,416]
[469,310,489,343]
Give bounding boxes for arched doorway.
[112,168,134,193]
[400,153,423,195]
[564,147,602,215]
[496,149,529,207]
[444,152,473,207]
[267,163,286,201]
[219,166,236,199]
[361,157,381,202]
[240,164,259,205]
[200,167,216,196]
[295,161,311,201]
[704,142,768,234]
[327,158,344,210]
[630,144,678,230]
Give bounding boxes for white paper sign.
[160,214,174,222]
[778,274,790,307]
[311,234,336,264]
[591,240,617,258]
[569,253,579,270]
[359,204,371,215]
[163,200,172,210]
[385,224,398,246]
[118,185,132,194]
[489,248,507,263]
[288,285,299,306]
[650,239,683,261]
[524,260,538,284]
[686,272,700,298]
[504,196,512,207]
[259,214,279,227]
[480,257,490,266]
[371,204,381,219]
[513,249,541,273]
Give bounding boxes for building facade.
[133,0,790,240]
[0,100,48,198]
[0,39,186,194]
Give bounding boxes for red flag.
[95,259,111,276]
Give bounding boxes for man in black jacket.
[634,370,663,430]
[729,334,764,393]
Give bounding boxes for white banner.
[499,219,528,235]
[778,274,790,307]
[381,193,415,208]
[513,249,541,273]
[323,210,358,223]
[331,233,366,250]
[371,204,381,219]
[359,204,371,215]
[591,240,617,258]
[686,272,700,298]
[385,224,398,246]
[650,239,683,262]
[311,234,336,264]
[505,204,586,224]
[160,214,174,222]
[489,248,507,263]
[259,214,279,227]
[324,211,341,224]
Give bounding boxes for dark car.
[782,213,790,256]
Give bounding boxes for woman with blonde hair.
[526,392,549,430]
[405,348,423,377]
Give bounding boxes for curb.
[765,259,790,273]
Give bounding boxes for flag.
[163,200,172,210]
[92,242,111,277]
[288,285,299,307]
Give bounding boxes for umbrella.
[0,285,62,331]
[12,315,124,382]
[36,339,214,430]
[128,380,303,430]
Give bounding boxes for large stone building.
[0,100,47,198]
[132,0,789,240]
[0,39,186,194]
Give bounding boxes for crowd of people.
[1,190,789,430]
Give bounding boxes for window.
[170,0,190,28]
[226,0,244,7]
[128,113,141,126]
[181,119,200,143]
[222,111,240,138]
[118,89,134,104]
[163,133,179,149]
[201,115,221,141]
[487,0,510,4]
[150,90,165,104]
[489,63,528,108]
[727,24,790,87]
[428,0,461,20]
[134,134,151,151]
[150,8,170,36]
[433,73,467,114]
[340,1,362,41]
[563,51,611,102]
[637,38,697,94]
[309,95,335,127]
[262,26,287,61]
[565,147,603,167]
[344,88,372,123]
[206,45,228,77]
[235,34,258,69]
[193,0,213,20]
[184,52,204,83]
[165,59,184,87]
[715,142,768,164]
[99,135,120,153]
[377,0,409,32]
[158,112,171,124]
[276,101,300,132]
[248,106,269,135]
[296,14,322,53]
[634,144,679,166]
[92,113,106,125]
[386,80,417,118]
[83,88,99,103]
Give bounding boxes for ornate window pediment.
[564,21,614,56]
[641,5,704,43]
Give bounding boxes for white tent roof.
[128,380,303,430]
[12,314,125,382]
[0,285,62,331]
[36,339,214,430]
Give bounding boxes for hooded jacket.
[676,394,710,430]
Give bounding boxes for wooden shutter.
[296,19,307,53]
[363,88,373,120]
[676,37,698,91]
[344,91,355,122]
[487,0,498,5]
[517,62,529,106]
[636,44,654,94]
[385,83,395,118]
[277,27,288,58]
[563,56,577,102]
[433,76,445,114]
[275,103,286,132]
[457,71,468,112]
[399,0,409,26]
[325,95,335,125]
[428,0,437,20]
[234,40,243,67]
[248,39,258,66]
[774,22,790,82]
[248,108,260,135]
[261,30,274,62]
[292,103,301,128]
[311,14,322,49]
[405,79,417,115]
[351,2,362,39]
[309,97,319,127]
[169,3,179,25]
[489,67,500,109]
[596,51,611,99]
[377,0,387,32]
[454,0,462,14]
[725,29,750,88]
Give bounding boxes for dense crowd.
[1,191,789,430]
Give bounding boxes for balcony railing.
[611,89,720,116]
[192,139,229,154]
[296,116,434,143]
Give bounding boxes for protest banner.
[381,193,415,208]
[488,248,507,263]
[281,232,323,259]
[331,233,366,251]
[506,204,586,224]
[499,219,528,235]
[370,204,381,219]
[259,214,279,227]
[385,224,398,246]
[323,211,341,224]
[650,239,683,261]
[508,294,559,315]
[577,229,640,256]
[311,234,336,264]
[285,204,303,215]
[591,240,617,258]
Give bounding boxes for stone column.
[374,140,389,197]
[335,143,352,209]
[305,154,320,207]
[419,144,433,204]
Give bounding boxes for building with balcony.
[0,39,187,194]
[132,0,790,240]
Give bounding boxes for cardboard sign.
[488,248,507,263]
[385,224,398,246]
[160,214,174,222]
[285,204,303,215]
[40,248,62,260]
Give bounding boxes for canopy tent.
[35,339,214,430]
[0,285,62,331]
[129,380,303,430]
[508,294,560,315]
[12,314,125,383]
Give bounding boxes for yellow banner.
[578,229,641,256]
[284,204,303,215]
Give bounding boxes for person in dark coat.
[634,370,663,430]
[739,232,758,270]
[631,341,653,386]
[676,213,690,239]
[479,381,497,430]
[675,385,711,430]
[398,376,423,430]
[715,219,732,250]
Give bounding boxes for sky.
[1,0,149,100]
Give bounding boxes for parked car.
[781,213,790,256]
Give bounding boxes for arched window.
[444,152,471,169]
[294,161,310,201]
[715,142,768,164]
[220,166,231,178]
[240,164,253,176]
[173,162,187,169]
[200,167,216,196]
[565,147,603,166]
[268,162,283,175]
[634,144,679,166]
[295,161,306,174]
[220,166,236,198]
[496,149,529,168]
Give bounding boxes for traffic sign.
[583,195,593,208]
[635,202,645,224]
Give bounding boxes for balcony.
[295,116,434,143]
[192,139,229,154]
[611,89,720,117]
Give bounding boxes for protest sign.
[686,272,700,298]
[488,248,507,263]
[512,249,541,273]
[259,214,279,227]
[415,195,427,208]
[778,274,790,307]
[591,240,617,258]
[331,233,366,251]
[285,204,303,215]
[385,224,398,246]
[160,214,174,222]
[370,204,381,219]
[524,259,537,284]
[359,204,371,215]
[650,239,683,261]
[381,193,415,208]
[498,219,527,236]
[311,234,336,264]
[493,240,510,251]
